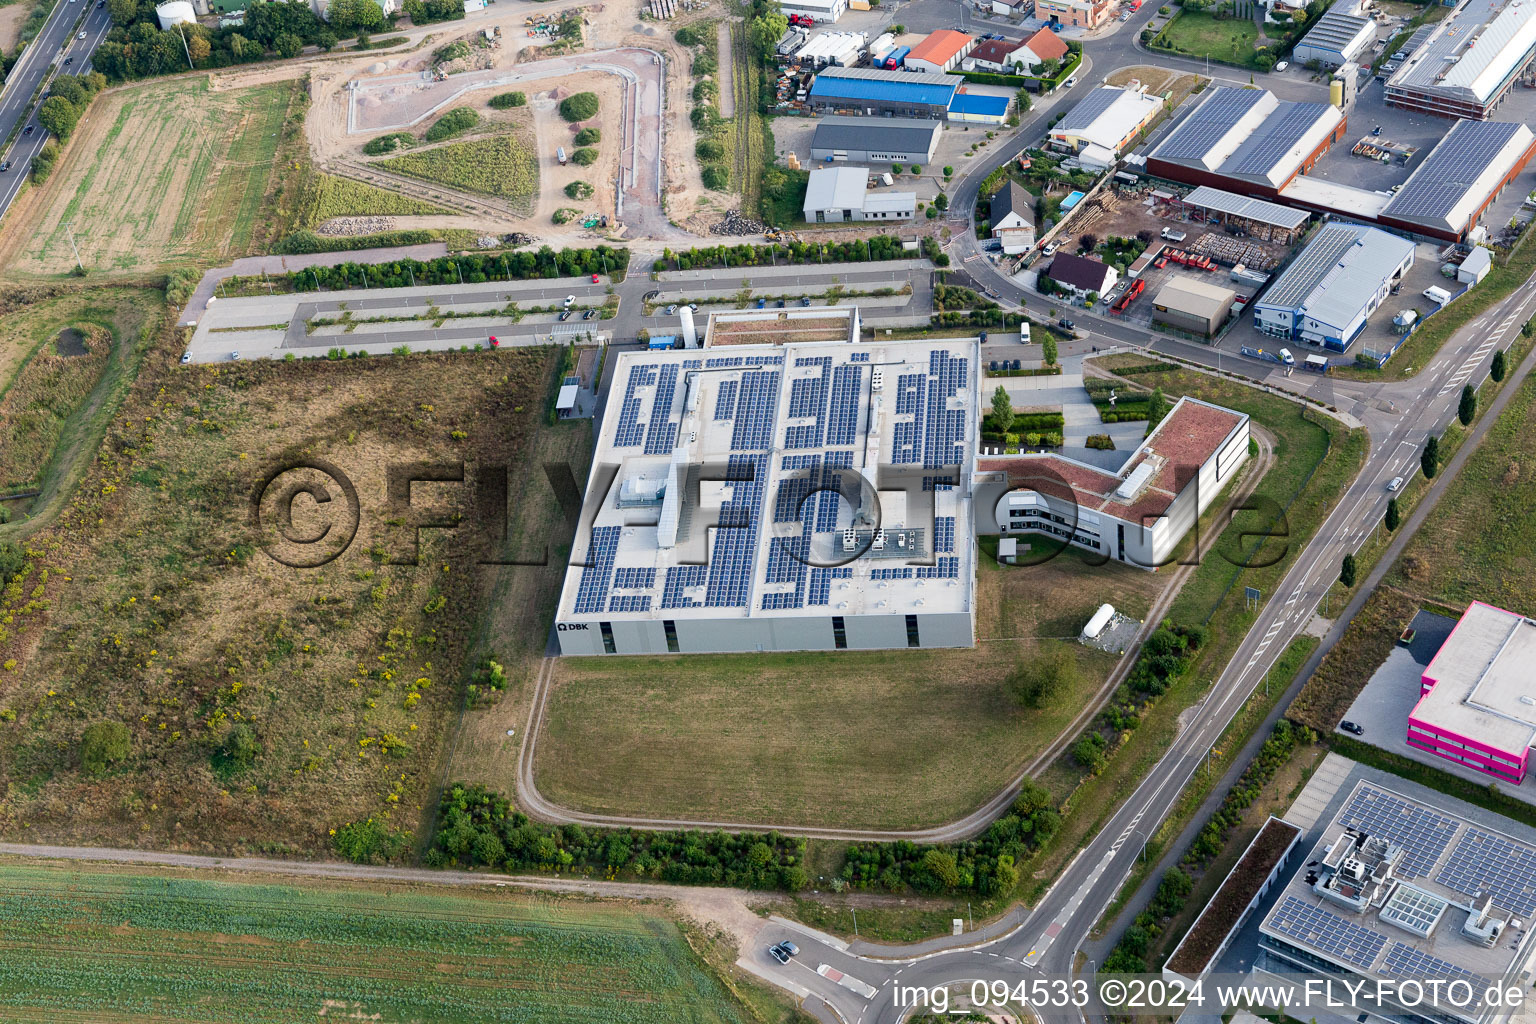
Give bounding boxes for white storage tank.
[155,0,196,29]
[1081,603,1115,640]
[679,306,697,348]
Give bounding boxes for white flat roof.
[1413,601,1536,754]
[1279,175,1393,219]
[1052,86,1162,153]
[559,332,979,622]
[862,191,916,212]
[804,165,869,213]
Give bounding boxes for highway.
[0,0,111,220]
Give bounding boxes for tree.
[992,855,1019,895]
[188,33,212,62]
[991,385,1015,434]
[1146,387,1168,429]
[1524,319,1534,338]
[1385,497,1401,532]
[37,96,80,141]
[1042,334,1058,366]
[50,76,87,107]
[275,31,303,58]
[1492,348,1508,382]
[1079,232,1099,252]
[746,9,787,59]
[1459,383,1476,426]
[934,192,949,211]
[943,165,953,176]
[107,0,137,23]
[220,723,260,766]
[326,0,385,33]
[1038,57,1061,78]
[80,721,130,773]
[229,33,255,60]
[1339,553,1357,588]
[559,91,600,121]
[1421,433,1440,479]
[917,848,960,892]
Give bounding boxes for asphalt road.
[0,0,111,219]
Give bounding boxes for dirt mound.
[709,209,765,236]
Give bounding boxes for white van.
[1278,348,1295,365]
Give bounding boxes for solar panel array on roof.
[661,564,708,609]
[1382,120,1527,226]
[1338,783,1459,877]
[614,364,657,447]
[1055,87,1122,133]
[612,567,657,589]
[1381,943,1486,987]
[608,594,652,612]
[1436,826,1536,915]
[825,364,863,446]
[643,364,680,454]
[1269,896,1389,970]
[807,566,852,605]
[1260,224,1365,309]
[1152,87,1267,164]
[1297,9,1371,50]
[714,379,739,420]
[1218,102,1333,182]
[573,526,621,614]
[704,453,768,607]
[731,370,781,450]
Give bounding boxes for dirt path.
[716,21,735,118]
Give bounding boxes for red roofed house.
[966,37,1026,73]
[974,396,1251,567]
[1007,27,1068,71]
[904,29,976,73]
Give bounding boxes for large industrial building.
[1150,277,1237,338]
[973,396,1250,568]
[1292,7,1376,67]
[1146,88,1347,196]
[1253,779,1536,1024]
[779,0,848,22]
[809,116,943,165]
[1376,119,1536,241]
[1408,601,1536,784]
[1385,0,1536,119]
[808,66,959,118]
[1251,224,1415,351]
[555,330,980,656]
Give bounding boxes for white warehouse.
[555,330,980,656]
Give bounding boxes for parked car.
[230,351,241,361]
[1273,60,1288,71]
[583,309,596,320]
[688,302,698,311]
[777,298,786,308]
[1057,318,1074,330]
[665,304,677,315]
[1062,75,1078,89]
[488,335,499,347]
[591,273,600,283]
[768,944,790,965]
[779,941,799,957]
[1382,62,1399,72]
[1340,720,1365,735]
[181,351,192,363]
[1392,50,1408,59]
[563,295,575,307]
[801,296,812,306]
[558,310,572,321]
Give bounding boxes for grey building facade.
[809,115,943,165]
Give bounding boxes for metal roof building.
[555,331,980,655]
[1151,277,1238,337]
[1292,8,1376,67]
[1049,86,1164,156]
[948,91,1011,124]
[1146,88,1346,194]
[808,66,959,117]
[1378,119,1536,240]
[809,116,943,164]
[1181,186,1310,234]
[803,166,916,221]
[1252,224,1416,351]
[1385,0,1536,119]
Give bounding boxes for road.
[0,0,111,220]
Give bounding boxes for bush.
[701,164,730,190]
[332,818,408,864]
[488,90,526,108]
[363,132,413,155]
[424,106,479,142]
[573,126,601,146]
[219,723,260,768]
[1006,645,1079,707]
[571,147,598,166]
[674,24,704,46]
[80,721,130,774]
[559,91,599,121]
[696,138,725,161]
[564,180,594,199]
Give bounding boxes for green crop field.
[378,135,538,212]
[0,78,305,276]
[301,173,451,227]
[0,863,759,1023]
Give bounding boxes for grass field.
[0,863,766,1024]
[1153,11,1262,68]
[0,334,563,856]
[300,174,451,228]
[534,548,1164,829]
[0,78,305,277]
[378,134,538,210]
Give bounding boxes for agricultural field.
[0,288,159,516]
[299,174,450,228]
[0,337,563,856]
[534,552,1164,830]
[0,78,306,277]
[377,134,538,210]
[0,863,768,1023]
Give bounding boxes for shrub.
[488,90,526,108]
[332,818,408,864]
[571,147,598,166]
[80,721,130,774]
[424,106,479,142]
[674,24,704,46]
[573,126,601,146]
[363,132,413,155]
[701,164,730,190]
[564,180,594,199]
[696,138,725,160]
[559,91,599,121]
[218,723,260,768]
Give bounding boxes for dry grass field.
[533,550,1166,829]
[0,334,564,856]
[0,77,304,277]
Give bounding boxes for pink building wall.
[1408,602,1530,784]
